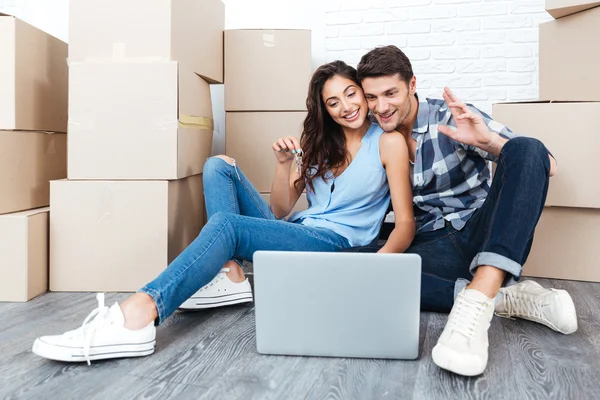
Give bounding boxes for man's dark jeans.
[346,137,551,312]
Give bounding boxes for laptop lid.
[253,251,422,360]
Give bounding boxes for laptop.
[253,251,422,360]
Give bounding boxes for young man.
[354,45,578,377]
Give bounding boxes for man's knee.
[504,137,548,160]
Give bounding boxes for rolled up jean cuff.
[138,287,165,326]
[469,251,522,280]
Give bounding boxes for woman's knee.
[203,155,235,177]
[213,155,235,165]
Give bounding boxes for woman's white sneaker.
[179,268,253,310]
[495,280,578,334]
[32,293,156,365]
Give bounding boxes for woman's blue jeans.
[140,157,350,324]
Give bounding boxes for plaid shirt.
[411,95,517,233]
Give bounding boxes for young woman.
[31,61,415,364]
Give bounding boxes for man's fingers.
[447,101,469,113]
[444,87,461,104]
[438,124,456,138]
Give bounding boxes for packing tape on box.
[179,115,214,130]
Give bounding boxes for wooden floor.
[1,277,599,400]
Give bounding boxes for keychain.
[294,149,303,173]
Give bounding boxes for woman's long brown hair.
[295,60,362,193]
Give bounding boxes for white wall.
[0,0,69,41]
[324,0,553,114]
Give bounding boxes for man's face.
[361,74,416,133]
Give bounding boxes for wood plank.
[0,293,126,363]
[0,294,135,399]
[2,281,600,399]
[501,279,600,399]
[126,304,252,379]
[412,311,520,400]
[0,297,248,399]
[197,354,335,400]
[132,305,256,386]
[550,279,600,354]
[90,375,208,400]
[0,292,94,336]
[302,313,430,400]
[196,311,431,399]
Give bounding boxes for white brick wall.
[325,0,553,114]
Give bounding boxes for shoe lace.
[65,293,111,365]
[449,293,488,339]
[199,268,230,291]
[498,291,544,320]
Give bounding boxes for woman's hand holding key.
[272,136,302,165]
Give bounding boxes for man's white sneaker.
[179,268,253,310]
[432,288,495,377]
[495,280,578,334]
[32,293,156,365]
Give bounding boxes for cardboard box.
[50,175,205,292]
[524,207,600,282]
[260,193,309,218]
[0,131,67,215]
[492,102,600,209]
[226,112,307,192]
[540,7,600,101]
[0,13,68,132]
[69,0,224,83]
[545,0,600,18]
[68,61,213,180]
[225,30,312,111]
[0,207,49,302]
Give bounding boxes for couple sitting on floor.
[32,45,577,377]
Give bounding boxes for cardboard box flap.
[546,0,600,18]
[3,207,50,219]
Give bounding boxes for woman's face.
[321,75,368,131]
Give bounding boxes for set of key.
[294,149,303,173]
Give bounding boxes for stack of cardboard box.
[0,13,68,301]
[224,29,312,215]
[493,0,600,282]
[49,0,224,292]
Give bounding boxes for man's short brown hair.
[357,45,414,85]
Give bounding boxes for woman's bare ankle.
[224,260,246,283]
[120,293,158,330]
